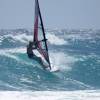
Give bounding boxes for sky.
[0,0,100,29]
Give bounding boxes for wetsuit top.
[27,41,39,58]
[27,45,33,55]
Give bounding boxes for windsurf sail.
[33,0,51,69]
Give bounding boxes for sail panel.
[33,0,51,69]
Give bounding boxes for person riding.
[27,41,36,58]
[27,41,48,69]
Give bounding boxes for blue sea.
[0,29,100,100]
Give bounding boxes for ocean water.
[0,29,100,99]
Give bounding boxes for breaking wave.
[0,29,100,90]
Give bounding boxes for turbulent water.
[0,29,100,99]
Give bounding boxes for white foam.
[0,47,80,70]
[0,90,100,100]
[13,34,32,43]
[50,52,78,71]
[0,48,26,54]
[0,47,79,72]
[46,33,67,45]
[0,48,26,61]
[0,33,67,45]
[0,50,19,61]
[0,34,33,44]
[0,36,4,46]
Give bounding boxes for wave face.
[0,29,100,91]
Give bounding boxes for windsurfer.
[27,41,48,69]
[27,41,36,58]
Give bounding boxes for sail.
[33,0,51,69]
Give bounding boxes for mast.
[35,0,51,69]
[33,0,38,42]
